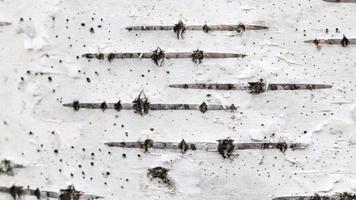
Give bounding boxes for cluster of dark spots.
[192,49,204,64]
[0,159,20,175]
[217,139,235,158]
[72,101,80,111]
[313,39,320,46]
[173,20,186,39]
[142,139,153,152]
[338,192,356,200]
[248,79,266,94]
[114,100,122,111]
[108,53,115,62]
[132,91,150,115]
[150,47,165,66]
[100,102,107,111]
[178,139,189,154]
[59,185,81,200]
[199,102,208,113]
[147,167,173,187]
[341,35,349,47]
[276,142,288,153]
[95,53,104,60]
[236,23,246,33]
[34,188,41,199]
[202,24,211,33]
[9,185,23,199]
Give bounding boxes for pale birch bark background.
[0,0,356,199]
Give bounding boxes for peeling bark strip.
[0,159,24,176]
[305,36,356,46]
[105,139,307,154]
[81,47,246,65]
[169,82,332,93]
[323,0,356,3]
[0,22,11,26]
[273,192,356,200]
[0,185,102,200]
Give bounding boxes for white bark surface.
[1,0,356,199]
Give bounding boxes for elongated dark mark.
[169,80,331,94]
[273,192,356,200]
[125,20,268,39]
[81,48,245,65]
[105,139,308,157]
[323,0,356,3]
[0,185,102,200]
[305,36,356,46]
[0,22,11,26]
[64,91,236,114]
